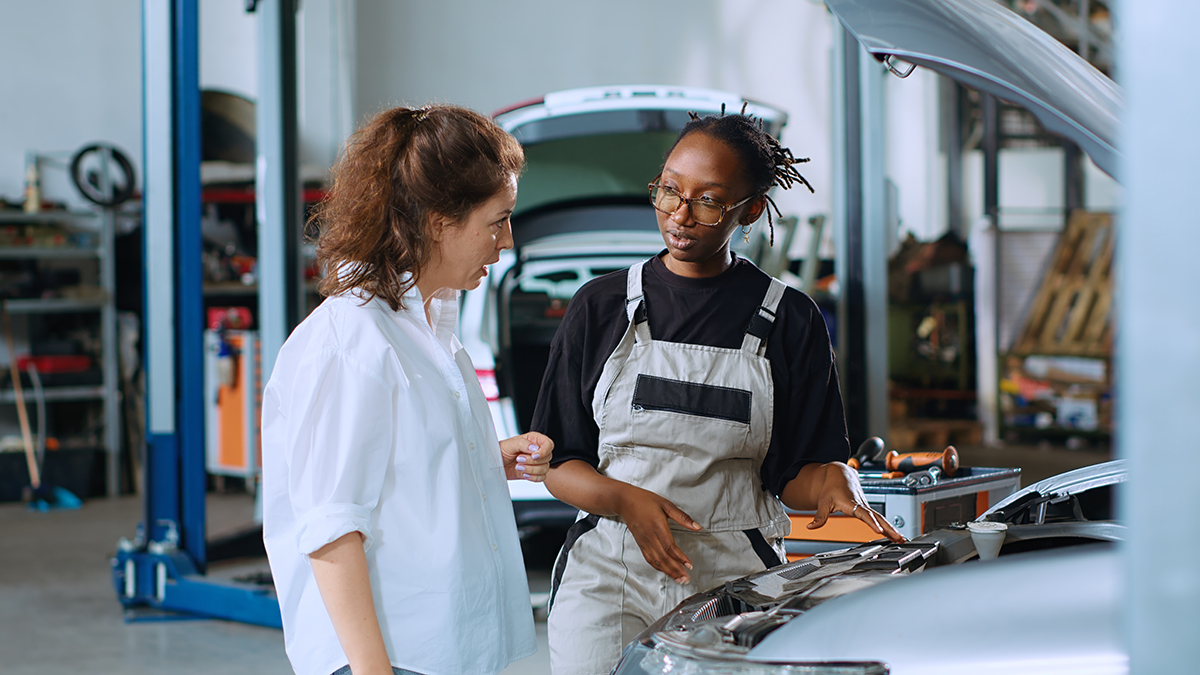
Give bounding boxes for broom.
[2,302,81,511]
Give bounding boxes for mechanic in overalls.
[531,110,906,675]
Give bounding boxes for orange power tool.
[885,446,959,477]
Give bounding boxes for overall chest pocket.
[629,374,752,457]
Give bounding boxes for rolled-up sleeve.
[281,349,395,556]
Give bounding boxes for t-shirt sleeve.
[530,299,601,468]
[277,349,395,556]
[761,290,851,496]
[529,275,628,469]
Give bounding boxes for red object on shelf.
[201,187,329,204]
[229,255,256,276]
[208,306,254,331]
[16,355,92,373]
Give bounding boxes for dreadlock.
[670,103,814,247]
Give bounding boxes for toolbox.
[784,466,1022,559]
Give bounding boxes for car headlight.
[615,638,888,675]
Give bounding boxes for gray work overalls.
[548,259,791,675]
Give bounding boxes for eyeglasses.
[648,182,758,227]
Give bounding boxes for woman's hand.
[500,431,554,482]
[783,462,906,543]
[612,483,702,585]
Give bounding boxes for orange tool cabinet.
[783,467,1022,560]
[203,329,262,480]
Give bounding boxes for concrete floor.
[0,441,1110,675]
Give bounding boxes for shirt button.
[453,391,461,399]
[492,544,498,551]
[482,492,487,501]
[468,442,475,450]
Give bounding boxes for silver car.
[613,460,1126,675]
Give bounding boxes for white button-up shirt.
[262,287,536,675]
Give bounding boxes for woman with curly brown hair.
[262,104,553,675]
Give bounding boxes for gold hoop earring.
[741,222,752,243]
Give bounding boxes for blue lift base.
[112,546,282,629]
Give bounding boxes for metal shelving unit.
[0,208,121,496]
[4,297,108,314]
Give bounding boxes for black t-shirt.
[530,252,850,496]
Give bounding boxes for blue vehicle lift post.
[111,0,298,628]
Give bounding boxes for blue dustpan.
[25,484,83,512]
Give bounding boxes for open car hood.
[981,458,1127,522]
[825,0,1123,178]
[614,461,1127,675]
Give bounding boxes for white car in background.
[456,86,789,537]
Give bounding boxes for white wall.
[0,0,334,207]
[0,0,142,211]
[7,0,1092,256]
[297,0,356,173]
[885,68,944,244]
[0,0,946,256]
[1084,158,1121,211]
[200,0,257,99]
[201,0,350,177]
[0,0,261,207]
[962,147,1122,230]
[964,147,1065,230]
[351,0,840,254]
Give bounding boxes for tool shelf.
[0,208,121,497]
[0,384,106,404]
[3,297,108,314]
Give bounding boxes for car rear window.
[511,203,660,249]
[515,130,679,215]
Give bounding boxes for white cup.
[968,521,1008,560]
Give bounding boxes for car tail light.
[491,96,545,117]
[476,369,500,401]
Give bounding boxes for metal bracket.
[884,55,917,79]
[904,467,942,487]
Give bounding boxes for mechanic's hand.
[613,484,702,585]
[500,432,554,482]
[808,462,906,543]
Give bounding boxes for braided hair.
[669,102,813,246]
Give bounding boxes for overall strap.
[740,278,787,355]
[625,260,651,343]
[592,260,652,421]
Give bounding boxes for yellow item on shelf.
[23,159,41,214]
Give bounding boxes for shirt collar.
[398,274,459,346]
